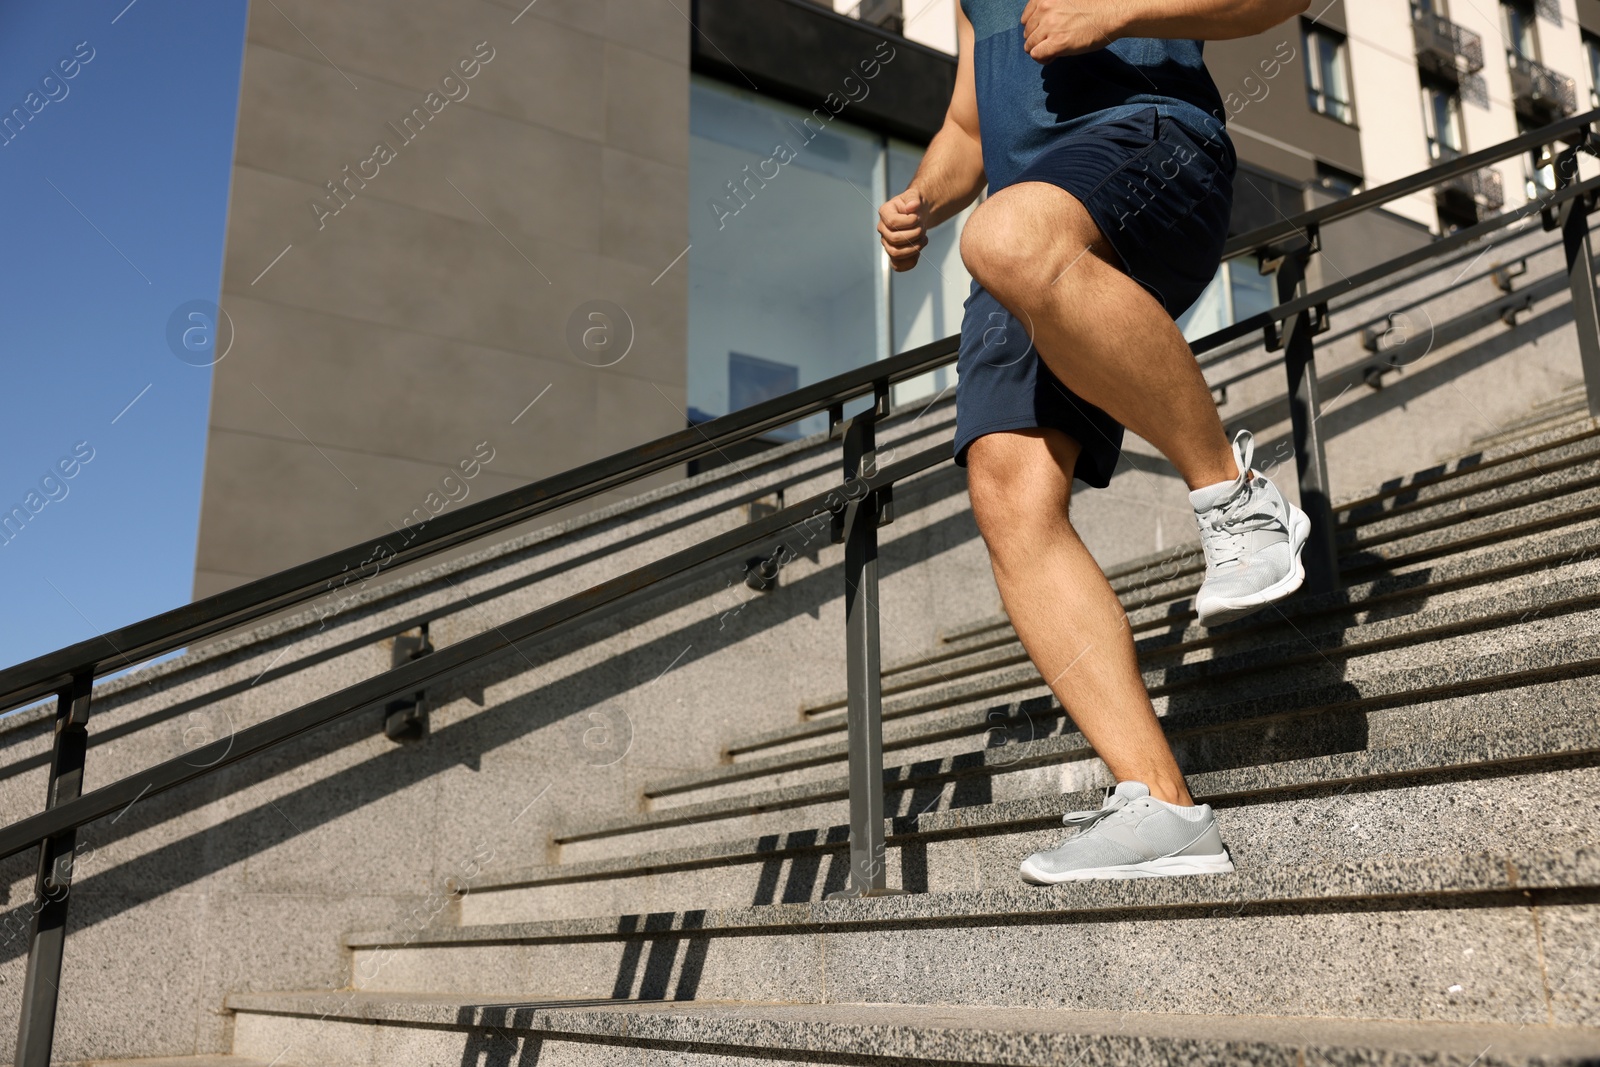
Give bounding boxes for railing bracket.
[1491,260,1528,292]
[827,403,845,439]
[384,627,433,743]
[744,552,783,592]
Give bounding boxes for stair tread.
[583,635,1600,845]
[671,566,1600,797]
[348,844,1600,948]
[1344,424,1600,521]
[474,714,1599,891]
[730,516,1600,758]
[1085,419,1600,600]
[226,991,1600,1062]
[83,1059,292,1067]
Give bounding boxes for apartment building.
[193,0,1600,596]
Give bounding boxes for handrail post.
[826,387,906,900]
[1271,241,1342,596]
[1556,143,1600,418]
[14,672,93,1067]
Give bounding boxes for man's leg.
[966,427,1193,806]
[960,181,1237,493]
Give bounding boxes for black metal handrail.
[3,107,1594,719]
[9,107,1600,1067]
[1223,107,1595,257]
[0,332,957,716]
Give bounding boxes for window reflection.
[689,77,974,438]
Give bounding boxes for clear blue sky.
[0,1,248,672]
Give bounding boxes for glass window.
[1517,116,1558,197]
[1315,164,1363,197]
[1585,33,1600,107]
[1304,25,1354,123]
[1421,82,1464,159]
[1175,256,1275,342]
[887,140,973,410]
[688,77,974,437]
[688,77,886,439]
[1502,0,1537,60]
[1228,256,1276,323]
[1175,268,1228,341]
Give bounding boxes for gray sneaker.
[1190,429,1311,628]
[1018,781,1234,883]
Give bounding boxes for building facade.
[193,0,1600,596]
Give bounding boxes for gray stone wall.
[194,0,690,599]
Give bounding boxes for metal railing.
[6,108,1600,1066]
[1413,7,1485,83]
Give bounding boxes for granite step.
[335,846,1600,1025]
[80,1059,293,1067]
[1341,482,1600,581]
[550,669,1600,865]
[1091,422,1600,604]
[1338,417,1598,521]
[1339,451,1600,553]
[460,721,1600,922]
[694,550,1600,790]
[726,531,1600,790]
[1471,388,1594,451]
[1122,474,1600,620]
[1339,421,1600,529]
[226,992,1600,1067]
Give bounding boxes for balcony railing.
[1509,51,1578,120]
[1412,8,1485,83]
[1436,165,1506,220]
[840,0,902,33]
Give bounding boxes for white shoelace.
[1198,432,1282,570]
[1060,786,1137,829]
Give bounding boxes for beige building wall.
[194,0,690,598]
[1345,0,1596,231]
[1344,0,1437,229]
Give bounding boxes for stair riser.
[235,1011,1019,1067]
[344,900,1598,1026]
[631,671,1599,836]
[768,580,1600,762]
[798,553,1600,725]
[1345,487,1600,579]
[1339,430,1600,529]
[667,589,1600,810]
[467,764,1600,924]
[726,518,1600,764]
[227,1008,1596,1067]
[1341,455,1600,549]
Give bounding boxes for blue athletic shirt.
[961,0,1228,190]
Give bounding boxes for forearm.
[907,120,987,229]
[1115,0,1308,41]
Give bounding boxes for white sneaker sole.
[1019,851,1236,884]
[1195,504,1312,628]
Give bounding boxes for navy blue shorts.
[953,107,1236,487]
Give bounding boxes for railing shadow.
[0,474,974,968]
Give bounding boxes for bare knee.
[966,431,1077,557]
[960,185,1107,305]
[961,197,1051,304]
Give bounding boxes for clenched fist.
[878,189,928,272]
[1020,0,1120,62]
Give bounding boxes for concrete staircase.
[171,417,1600,1065]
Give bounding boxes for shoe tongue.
[1112,781,1151,802]
[1189,475,1242,513]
